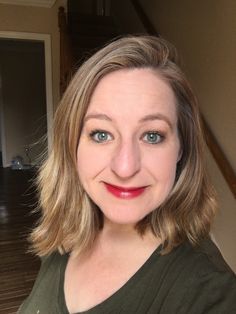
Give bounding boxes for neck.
[96,218,161,255]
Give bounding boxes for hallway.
[0,168,40,314]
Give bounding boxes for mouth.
[103,182,148,199]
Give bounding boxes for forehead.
[86,68,177,123]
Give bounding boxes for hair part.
[31,35,216,256]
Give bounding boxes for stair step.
[68,13,117,37]
[68,22,117,37]
[70,34,114,49]
[68,14,114,26]
[67,0,91,13]
[73,47,99,64]
[65,6,120,69]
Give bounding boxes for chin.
[100,205,153,227]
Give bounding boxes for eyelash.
[89,129,113,143]
[89,129,165,144]
[142,131,165,144]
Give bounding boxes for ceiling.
[0,0,56,8]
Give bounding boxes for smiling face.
[77,68,181,227]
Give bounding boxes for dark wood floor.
[0,168,40,314]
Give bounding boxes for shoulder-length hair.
[31,35,216,256]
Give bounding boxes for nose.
[110,139,141,179]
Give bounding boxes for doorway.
[0,32,53,168]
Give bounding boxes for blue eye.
[143,132,163,144]
[90,130,112,143]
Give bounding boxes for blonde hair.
[31,35,216,256]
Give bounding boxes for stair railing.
[202,117,236,198]
[131,0,236,198]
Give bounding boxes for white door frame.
[0,31,53,167]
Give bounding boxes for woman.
[19,35,236,313]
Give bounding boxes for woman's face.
[77,68,181,227]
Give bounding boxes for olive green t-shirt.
[18,238,236,314]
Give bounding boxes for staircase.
[68,2,118,64]
[59,0,119,95]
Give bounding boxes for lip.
[104,182,147,199]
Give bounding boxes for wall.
[138,0,236,271]
[0,0,67,109]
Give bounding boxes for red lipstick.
[104,183,147,199]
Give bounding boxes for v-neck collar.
[58,245,162,314]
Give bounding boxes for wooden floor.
[0,168,40,314]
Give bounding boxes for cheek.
[76,143,107,181]
[159,158,178,184]
[144,147,179,182]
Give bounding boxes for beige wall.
[138,0,236,271]
[0,0,67,108]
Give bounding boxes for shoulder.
[174,237,236,291]
[40,250,66,270]
[18,251,69,314]
[35,250,69,290]
[162,237,236,313]
[157,236,235,282]
[182,237,234,273]
[32,251,66,285]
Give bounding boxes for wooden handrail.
[202,117,236,198]
[131,0,236,198]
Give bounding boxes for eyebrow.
[84,113,173,129]
[139,114,173,129]
[84,113,112,123]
